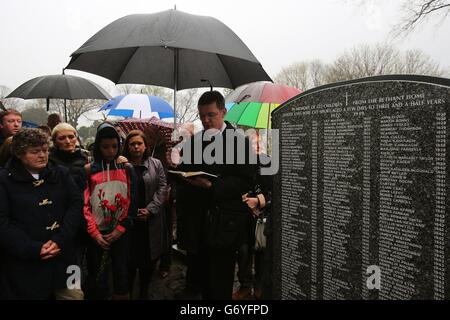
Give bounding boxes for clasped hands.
[242,194,260,217]
[93,229,124,250]
[40,240,61,260]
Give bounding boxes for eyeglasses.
[199,112,219,120]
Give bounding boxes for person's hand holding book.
[186,176,212,189]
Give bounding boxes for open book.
[168,170,218,179]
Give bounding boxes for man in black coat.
[172,91,257,299]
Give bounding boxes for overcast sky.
[1,0,449,92]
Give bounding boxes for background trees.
[393,0,450,36]
[275,43,447,91]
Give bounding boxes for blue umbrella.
[22,121,38,128]
[100,94,174,119]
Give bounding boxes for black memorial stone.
[271,75,450,300]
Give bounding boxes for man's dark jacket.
[176,121,257,252]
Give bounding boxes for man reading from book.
[169,91,256,300]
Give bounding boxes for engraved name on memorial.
[272,75,450,300]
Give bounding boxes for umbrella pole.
[173,48,179,139]
[266,104,271,154]
[64,99,68,122]
[256,129,260,155]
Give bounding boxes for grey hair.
[51,122,78,142]
[11,128,49,156]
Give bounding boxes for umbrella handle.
[201,79,213,91]
[237,94,251,103]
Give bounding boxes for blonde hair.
[51,122,77,142]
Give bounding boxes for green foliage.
[78,119,103,145]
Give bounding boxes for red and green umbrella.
[225,81,301,128]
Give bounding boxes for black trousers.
[128,260,156,299]
[129,221,156,299]
[159,201,174,271]
[202,247,237,300]
[237,242,254,288]
[185,251,203,294]
[85,233,129,299]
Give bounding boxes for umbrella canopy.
[66,9,271,90]
[6,74,111,121]
[22,121,38,128]
[114,117,180,154]
[7,74,111,102]
[115,116,177,138]
[224,82,301,128]
[101,94,174,119]
[65,9,272,131]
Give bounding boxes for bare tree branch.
[392,0,450,37]
[176,89,200,123]
[274,61,324,90]
[275,43,446,90]
[325,43,444,82]
[116,84,139,95]
[51,99,103,128]
[0,85,10,99]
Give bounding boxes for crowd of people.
[0,90,273,300]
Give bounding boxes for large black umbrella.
[6,74,112,121]
[65,9,272,126]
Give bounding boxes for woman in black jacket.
[49,123,90,191]
[48,123,90,299]
[0,128,83,299]
[123,130,167,299]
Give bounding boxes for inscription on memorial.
[272,76,450,300]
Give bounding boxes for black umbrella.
[6,73,112,121]
[65,9,272,126]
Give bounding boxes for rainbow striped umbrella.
[224,82,301,128]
